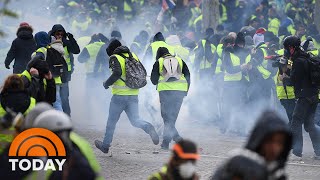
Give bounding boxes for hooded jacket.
[4,26,37,74]
[245,111,292,180]
[0,90,31,114]
[50,24,80,82]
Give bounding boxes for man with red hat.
[5,22,36,74]
[246,28,274,103]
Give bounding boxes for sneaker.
[94,140,109,153]
[148,127,160,145]
[289,153,302,162]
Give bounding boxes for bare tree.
[0,0,18,37]
[202,0,220,32]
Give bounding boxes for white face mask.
[178,161,196,179]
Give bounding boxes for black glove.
[103,81,109,89]
[5,64,10,69]
[67,32,74,39]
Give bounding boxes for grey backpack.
[118,53,147,89]
[161,55,182,82]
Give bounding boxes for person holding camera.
[283,36,320,160]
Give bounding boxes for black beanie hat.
[153,32,165,42]
[106,39,122,56]
[235,32,245,46]
[111,30,122,39]
[156,47,170,60]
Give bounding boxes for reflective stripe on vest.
[151,41,175,60]
[219,4,227,24]
[224,53,242,81]
[111,53,139,95]
[157,56,188,92]
[85,41,105,73]
[64,46,72,71]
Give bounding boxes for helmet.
[283,36,301,49]
[22,102,53,131]
[33,110,72,132]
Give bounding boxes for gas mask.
[178,161,196,179]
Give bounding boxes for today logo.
[8,128,66,171]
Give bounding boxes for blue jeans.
[280,99,296,126]
[53,84,63,111]
[159,91,185,144]
[60,82,71,116]
[291,96,320,156]
[102,95,154,146]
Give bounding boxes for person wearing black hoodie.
[214,110,292,180]
[4,22,36,74]
[283,36,320,160]
[94,40,159,154]
[49,24,80,116]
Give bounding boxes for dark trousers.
[102,95,154,146]
[315,104,320,127]
[280,99,296,126]
[159,91,185,144]
[291,96,320,156]
[60,82,71,116]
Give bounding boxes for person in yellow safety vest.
[282,10,296,35]
[194,28,217,80]
[273,53,296,126]
[29,108,103,179]
[268,8,281,36]
[246,29,274,101]
[188,2,201,28]
[143,32,175,73]
[78,34,106,75]
[130,30,150,57]
[33,31,67,112]
[49,24,80,116]
[150,47,190,149]
[20,56,56,104]
[0,75,36,154]
[219,2,228,25]
[71,12,92,35]
[95,40,160,153]
[221,34,250,134]
[148,140,200,180]
[166,35,190,63]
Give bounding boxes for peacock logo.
[8,128,66,171]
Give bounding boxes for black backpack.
[117,53,147,89]
[308,56,320,87]
[46,47,67,77]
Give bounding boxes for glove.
[5,64,10,69]
[67,32,74,39]
[103,81,109,89]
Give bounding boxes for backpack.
[308,55,320,87]
[161,55,182,82]
[46,47,67,77]
[117,53,147,89]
